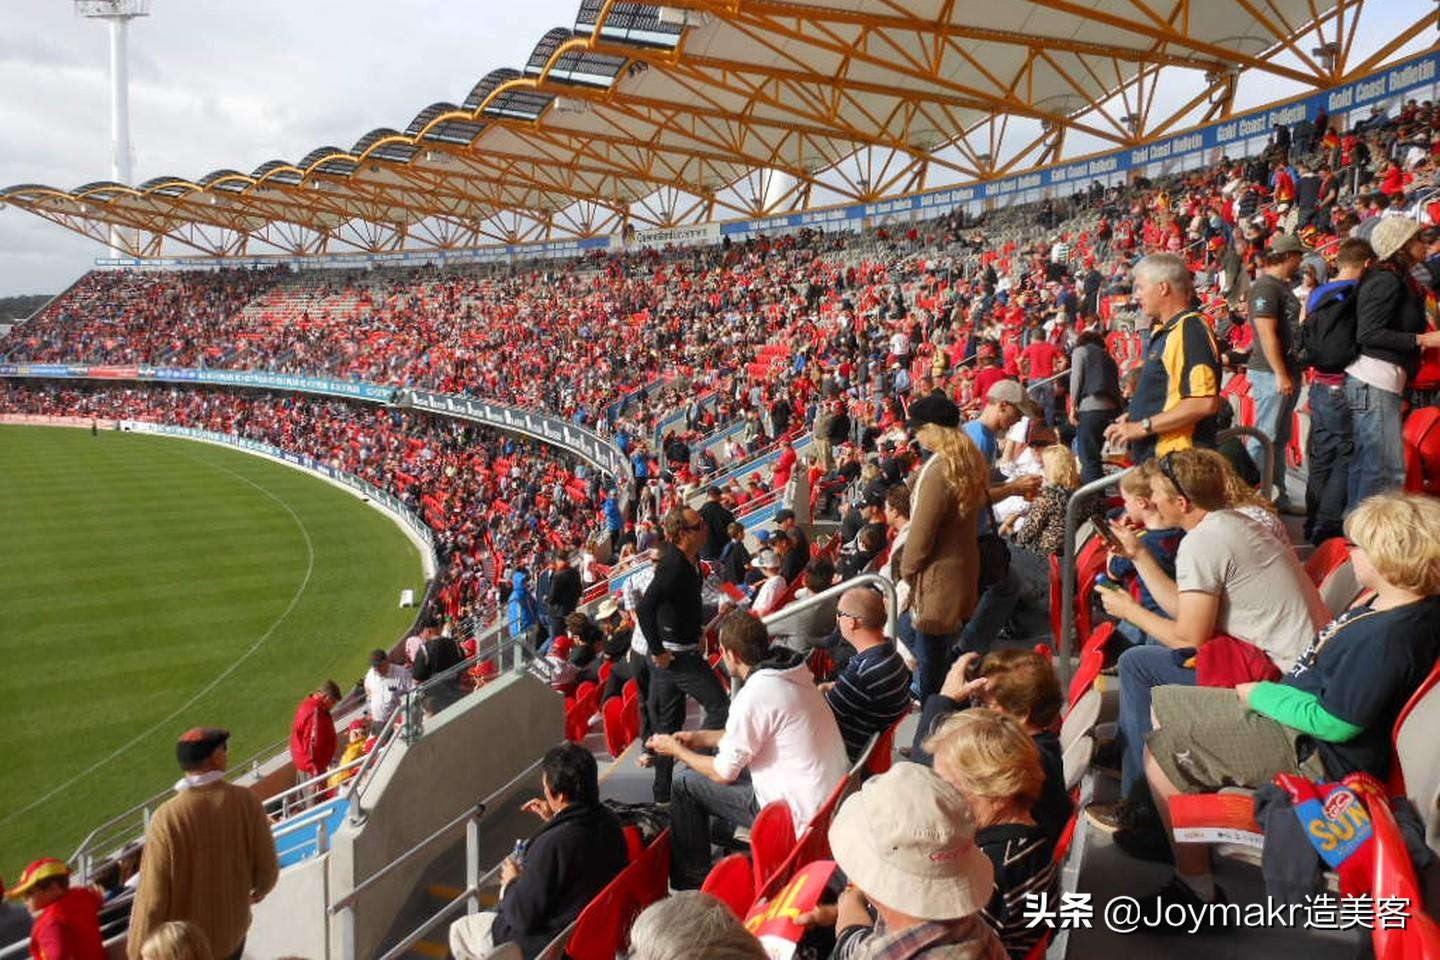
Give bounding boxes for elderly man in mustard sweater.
[127,727,280,960]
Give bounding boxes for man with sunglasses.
[637,506,731,803]
[822,587,912,762]
[1104,254,1222,463]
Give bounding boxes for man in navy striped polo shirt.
[823,587,913,761]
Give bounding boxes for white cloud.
[0,0,580,294]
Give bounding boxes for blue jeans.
[957,569,1022,657]
[1117,645,1196,798]
[670,768,758,888]
[1304,381,1354,543]
[1345,375,1406,509]
[1246,369,1298,501]
[901,610,957,701]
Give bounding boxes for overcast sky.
[0,0,1429,297]
[0,0,581,295]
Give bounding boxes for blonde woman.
[925,709,1060,959]
[1005,445,1081,557]
[1193,449,1287,541]
[900,393,989,698]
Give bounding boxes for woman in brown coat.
[901,394,988,698]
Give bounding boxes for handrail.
[761,572,898,642]
[1055,425,1275,685]
[329,755,545,914]
[347,625,536,824]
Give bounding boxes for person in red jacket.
[6,858,104,960]
[289,680,341,801]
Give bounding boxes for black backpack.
[1299,279,1360,373]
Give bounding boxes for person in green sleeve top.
[1126,491,1440,918]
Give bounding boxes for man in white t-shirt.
[364,650,414,732]
[648,610,848,889]
[1087,449,1327,836]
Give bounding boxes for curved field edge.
[0,426,424,876]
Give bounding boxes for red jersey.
[29,888,105,960]
[1021,340,1062,380]
[290,693,338,776]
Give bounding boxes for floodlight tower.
[76,0,150,253]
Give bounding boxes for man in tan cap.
[826,763,1005,959]
[127,727,279,960]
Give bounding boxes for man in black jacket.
[448,744,627,960]
[411,623,464,713]
[697,486,735,562]
[638,507,731,803]
[544,552,582,648]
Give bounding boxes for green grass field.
[0,425,425,878]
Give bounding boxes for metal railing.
[346,624,540,825]
[761,571,899,641]
[329,757,546,960]
[1055,425,1275,686]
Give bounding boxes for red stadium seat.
[865,716,904,777]
[748,801,797,894]
[601,696,631,759]
[700,853,755,918]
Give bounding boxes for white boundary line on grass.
[0,441,317,828]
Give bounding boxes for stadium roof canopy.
[0,0,1428,258]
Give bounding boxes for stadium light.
[76,0,150,254]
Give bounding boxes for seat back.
[865,716,905,777]
[1067,643,1106,709]
[749,801,797,893]
[1060,687,1101,753]
[1369,793,1440,960]
[601,696,630,759]
[621,689,641,744]
[700,853,755,918]
[1391,660,1440,851]
[1062,734,1094,792]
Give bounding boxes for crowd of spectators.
[7,92,1440,959]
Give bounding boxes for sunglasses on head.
[1158,452,1192,502]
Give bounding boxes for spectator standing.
[363,650,413,732]
[637,508,731,803]
[959,382,1044,658]
[6,859,104,960]
[288,680,340,798]
[648,611,847,889]
[775,507,810,566]
[1245,234,1305,507]
[698,485,736,562]
[543,552,582,646]
[127,729,279,960]
[448,744,627,960]
[900,394,988,699]
[1302,239,1369,544]
[505,570,539,643]
[1068,329,1121,483]
[0,875,32,952]
[823,587,912,761]
[411,622,465,712]
[824,763,1005,960]
[1104,254,1222,463]
[1347,217,1440,505]
[719,522,751,585]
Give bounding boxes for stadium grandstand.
[2,1,1440,958]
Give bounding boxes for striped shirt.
[977,823,1060,959]
[825,642,912,761]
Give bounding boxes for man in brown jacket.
[127,728,280,960]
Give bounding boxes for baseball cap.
[906,393,961,430]
[775,508,796,524]
[828,764,994,920]
[369,649,389,667]
[986,379,1026,406]
[752,529,774,545]
[751,549,782,570]
[176,726,230,768]
[1269,233,1305,255]
[6,858,68,899]
[860,489,886,510]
